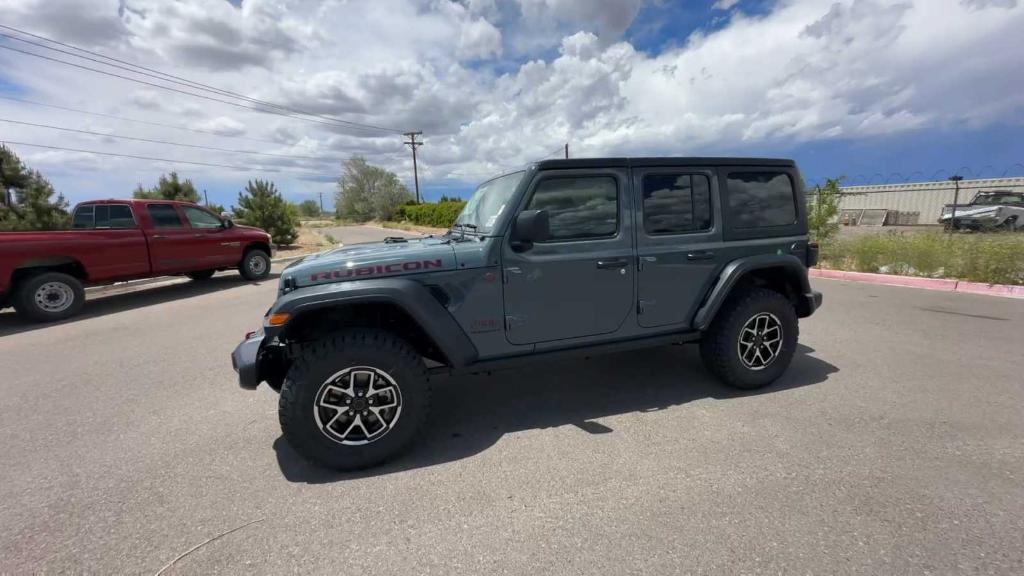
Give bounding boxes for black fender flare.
[692,254,812,331]
[269,277,478,368]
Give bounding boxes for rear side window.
[727,172,797,228]
[72,205,95,229]
[526,176,618,241]
[94,205,137,229]
[147,204,184,228]
[642,173,712,234]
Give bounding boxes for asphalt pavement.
[1,241,1022,574]
[318,223,422,246]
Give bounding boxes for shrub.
[821,231,1024,285]
[393,200,466,228]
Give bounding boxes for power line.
[0,117,337,163]
[0,94,288,146]
[0,44,395,136]
[0,24,407,134]
[3,140,327,176]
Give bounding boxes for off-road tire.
[186,269,216,281]
[700,287,798,390]
[13,272,86,323]
[279,329,430,471]
[238,249,271,281]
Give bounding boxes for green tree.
[233,179,298,245]
[206,201,227,215]
[808,177,842,243]
[132,172,200,202]
[336,156,413,221]
[296,198,321,217]
[0,145,70,231]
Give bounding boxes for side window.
[182,206,223,229]
[72,205,95,229]
[526,176,618,241]
[642,173,712,234]
[727,172,797,228]
[147,204,184,228]
[93,205,137,229]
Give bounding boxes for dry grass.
[275,225,332,258]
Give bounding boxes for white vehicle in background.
[938,191,1024,231]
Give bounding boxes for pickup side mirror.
[511,209,550,249]
[221,213,234,228]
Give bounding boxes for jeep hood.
[282,236,457,288]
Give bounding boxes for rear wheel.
[700,287,798,390]
[279,329,430,470]
[186,269,216,281]
[238,249,270,281]
[13,272,86,323]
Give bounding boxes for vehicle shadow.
[274,343,838,483]
[0,273,280,338]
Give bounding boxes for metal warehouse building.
[834,177,1024,225]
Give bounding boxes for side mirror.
[512,209,550,249]
[221,212,234,228]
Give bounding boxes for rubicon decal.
[310,259,444,282]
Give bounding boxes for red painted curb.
[809,268,1024,299]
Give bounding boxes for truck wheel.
[278,329,430,471]
[186,269,216,281]
[239,249,271,281]
[700,287,798,390]
[13,272,86,323]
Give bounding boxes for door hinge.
[505,315,526,330]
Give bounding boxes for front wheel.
[278,330,430,470]
[13,272,86,323]
[700,287,798,390]
[238,249,271,281]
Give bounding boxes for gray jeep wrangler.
[232,157,822,470]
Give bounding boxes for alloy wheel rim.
[33,282,75,313]
[313,366,403,445]
[737,312,783,370]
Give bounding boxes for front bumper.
[231,332,265,390]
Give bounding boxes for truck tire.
[238,249,271,281]
[279,329,430,471]
[186,269,216,281]
[13,272,86,323]
[699,287,798,390]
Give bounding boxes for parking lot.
[1,244,1022,574]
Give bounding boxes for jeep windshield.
[971,192,1023,206]
[451,171,525,235]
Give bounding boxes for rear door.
[501,168,634,344]
[68,203,149,280]
[144,203,196,273]
[181,205,239,267]
[634,168,722,328]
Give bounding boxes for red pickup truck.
[0,199,274,322]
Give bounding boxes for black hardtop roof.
[534,157,796,169]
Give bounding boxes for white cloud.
[0,0,1021,205]
[712,0,740,10]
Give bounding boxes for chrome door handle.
[152,235,167,239]
[641,256,657,262]
[687,251,715,261]
[596,259,628,269]
[194,233,205,238]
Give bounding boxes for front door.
[144,203,196,274]
[502,169,634,345]
[633,167,721,328]
[181,205,239,267]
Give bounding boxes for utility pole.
[318,191,324,216]
[403,131,423,203]
[565,143,569,159]
[948,175,963,233]
[203,189,209,206]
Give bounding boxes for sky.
[0,0,1022,211]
